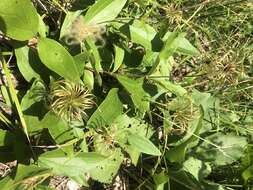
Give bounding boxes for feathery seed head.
[49,80,95,121]
[65,16,106,45]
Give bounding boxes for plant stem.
[0,54,36,160]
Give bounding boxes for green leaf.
[196,133,248,166]
[0,164,50,190]
[0,0,39,41]
[168,157,207,190]
[242,165,253,184]
[163,31,199,55]
[21,80,47,133]
[166,110,203,163]
[39,148,122,184]
[116,20,161,50]
[192,89,216,113]
[83,0,127,24]
[83,62,94,90]
[128,133,161,156]
[15,46,48,82]
[175,35,199,55]
[113,114,153,165]
[0,129,10,146]
[117,75,150,114]
[39,149,106,185]
[87,88,123,127]
[0,176,14,190]
[37,38,80,83]
[39,112,76,145]
[37,14,47,38]
[89,149,123,183]
[85,37,102,72]
[152,78,187,97]
[112,44,124,72]
[169,157,223,190]
[1,85,13,107]
[73,53,94,89]
[74,52,89,75]
[149,32,179,75]
[153,171,168,190]
[183,157,211,181]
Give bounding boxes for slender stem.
[0,54,36,160]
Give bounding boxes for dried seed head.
[49,80,95,121]
[65,16,106,45]
[166,97,199,135]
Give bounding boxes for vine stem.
[0,54,36,160]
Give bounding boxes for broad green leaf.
[37,38,80,83]
[142,50,159,67]
[0,0,39,41]
[21,80,47,133]
[39,112,76,145]
[196,133,248,166]
[149,32,179,75]
[163,31,199,55]
[112,44,124,72]
[149,31,198,76]
[153,171,168,190]
[0,164,50,190]
[12,164,50,181]
[183,157,211,181]
[175,35,199,55]
[113,114,153,165]
[172,159,223,190]
[83,0,127,24]
[15,46,48,82]
[168,158,212,190]
[89,149,123,183]
[87,88,123,127]
[152,78,187,97]
[128,133,161,156]
[115,20,161,50]
[74,52,89,75]
[117,75,150,114]
[192,89,216,113]
[39,148,122,184]
[39,149,106,185]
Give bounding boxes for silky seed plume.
[65,16,106,45]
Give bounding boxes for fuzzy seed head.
[49,80,95,121]
[65,16,106,45]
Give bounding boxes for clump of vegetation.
[0,0,252,189]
